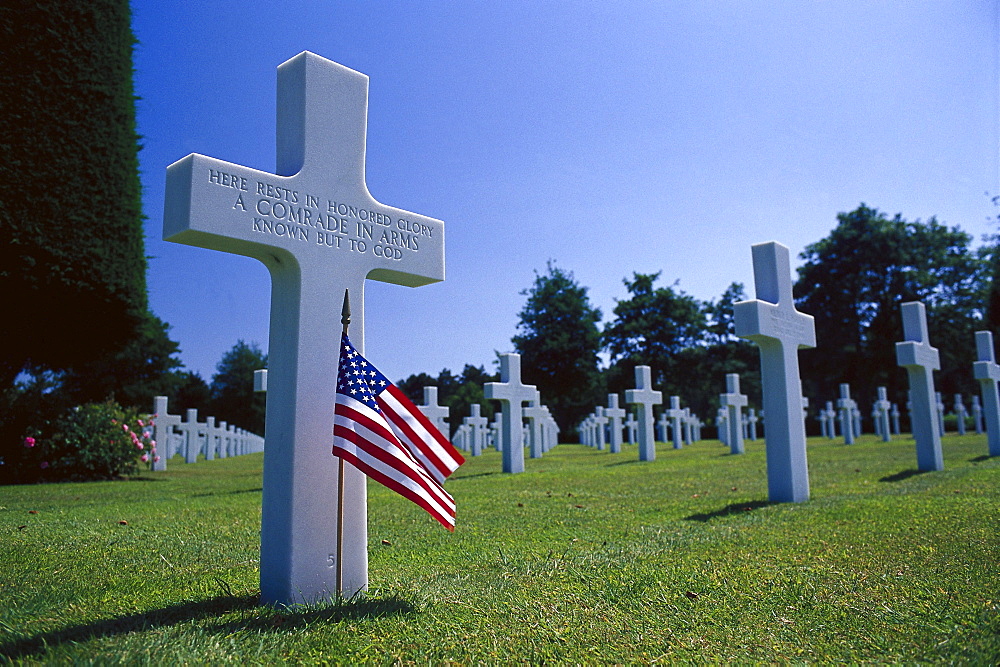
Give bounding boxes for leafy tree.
[512,262,603,439]
[209,341,267,435]
[171,371,212,414]
[602,272,707,395]
[795,204,987,409]
[396,365,498,437]
[58,312,183,410]
[673,283,761,431]
[396,372,437,406]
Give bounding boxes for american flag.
[333,333,464,531]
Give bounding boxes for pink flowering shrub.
[19,402,155,482]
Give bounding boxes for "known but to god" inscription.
[211,168,434,261]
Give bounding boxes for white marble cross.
[625,412,638,445]
[874,387,892,442]
[163,53,445,604]
[484,353,537,473]
[747,408,759,441]
[523,391,548,459]
[953,394,968,436]
[182,408,202,464]
[973,330,1000,456]
[734,241,816,503]
[837,384,857,445]
[895,301,943,471]
[151,396,181,471]
[972,395,984,435]
[605,394,627,454]
[935,392,946,437]
[664,396,685,449]
[419,386,450,436]
[592,406,609,451]
[625,365,662,461]
[463,404,489,457]
[720,373,748,455]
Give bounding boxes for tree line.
[399,204,995,441]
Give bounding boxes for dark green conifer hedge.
[0,0,146,391]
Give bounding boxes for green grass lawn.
[1,432,997,664]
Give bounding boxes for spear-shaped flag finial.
[341,289,351,335]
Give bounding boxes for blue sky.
[133,2,998,383]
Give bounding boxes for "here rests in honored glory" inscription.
[210,168,435,260]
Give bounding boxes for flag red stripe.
[333,421,454,513]
[378,386,464,479]
[386,384,465,469]
[335,398,455,510]
[333,448,454,531]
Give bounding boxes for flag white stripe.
[379,389,460,479]
[335,395,455,515]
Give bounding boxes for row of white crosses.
[580,387,703,453]
[150,396,264,471]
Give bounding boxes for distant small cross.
[523,391,548,458]
[973,330,1000,456]
[625,365,662,461]
[463,404,489,457]
[419,387,450,435]
[663,396,685,449]
[837,383,857,444]
[720,373,748,454]
[604,394,627,453]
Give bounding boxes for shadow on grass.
[192,487,263,497]
[0,593,416,660]
[879,469,928,483]
[969,455,992,463]
[683,500,774,522]
[450,471,500,481]
[605,460,644,467]
[205,594,417,634]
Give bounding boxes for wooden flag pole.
[336,288,350,597]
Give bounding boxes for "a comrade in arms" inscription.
[164,52,445,606]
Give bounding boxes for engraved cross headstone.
[163,53,445,604]
[734,241,816,503]
[625,365,662,461]
[484,353,537,473]
[972,330,1000,456]
[894,301,943,471]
